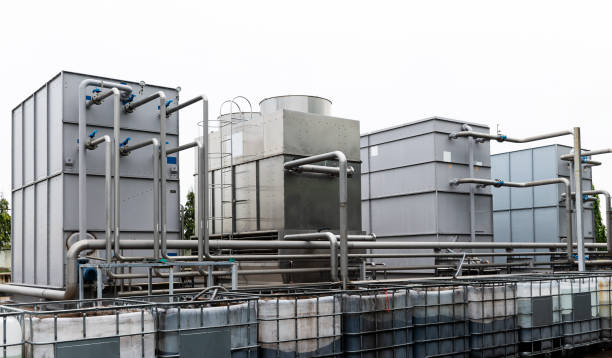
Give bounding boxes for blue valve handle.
[158,99,174,110]
[121,94,136,105]
[92,88,101,94]
[88,130,98,138]
[119,137,131,147]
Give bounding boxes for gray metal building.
[11,71,181,287]
[360,117,493,270]
[491,144,595,262]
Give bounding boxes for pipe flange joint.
[494,180,504,187]
[496,135,507,142]
[121,94,136,106]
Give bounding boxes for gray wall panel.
[35,182,48,285]
[511,209,534,243]
[12,107,22,189]
[48,175,63,287]
[533,146,558,207]
[35,88,48,180]
[491,154,510,211]
[48,76,63,174]
[509,150,533,209]
[369,194,436,236]
[23,186,35,283]
[534,207,558,243]
[11,190,23,282]
[23,97,35,184]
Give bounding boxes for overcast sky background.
[1,1,611,211]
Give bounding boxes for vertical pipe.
[573,127,585,271]
[203,99,210,260]
[104,137,112,264]
[464,124,476,243]
[338,154,348,289]
[565,182,574,261]
[231,263,238,290]
[159,95,169,259]
[96,267,103,299]
[152,139,160,260]
[113,89,122,260]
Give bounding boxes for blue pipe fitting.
[121,94,136,105]
[85,95,92,101]
[584,195,589,201]
[119,137,131,147]
[158,99,174,110]
[88,130,98,139]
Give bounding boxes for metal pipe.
[563,189,611,253]
[166,96,205,116]
[450,177,573,260]
[573,127,585,271]
[0,238,607,299]
[120,138,156,155]
[460,124,477,243]
[448,129,572,143]
[283,151,349,289]
[166,141,198,155]
[86,89,115,107]
[78,79,132,242]
[284,233,338,281]
[289,164,355,177]
[119,91,166,262]
[560,148,612,160]
[86,135,113,264]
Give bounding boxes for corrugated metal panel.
[48,175,63,287]
[35,87,48,180]
[511,209,534,244]
[35,181,48,285]
[23,186,35,283]
[11,190,23,282]
[48,75,63,174]
[492,153,510,211]
[12,106,23,189]
[23,97,35,184]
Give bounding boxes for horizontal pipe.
[290,164,355,177]
[560,148,612,160]
[120,139,156,154]
[166,95,206,116]
[86,89,115,107]
[449,130,572,143]
[166,141,198,155]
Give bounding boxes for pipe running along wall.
[450,177,573,260]
[78,80,132,243]
[563,189,612,254]
[85,135,113,263]
[1,238,607,300]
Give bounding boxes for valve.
[92,88,101,94]
[158,99,174,110]
[119,137,131,148]
[121,93,136,105]
[496,135,507,142]
[494,179,505,188]
[88,130,98,139]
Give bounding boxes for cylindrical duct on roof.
[259,95,332,116]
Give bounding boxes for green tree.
[593,185,607,245]
[0,198,10,249]
[183,191,195,240]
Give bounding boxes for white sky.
[1,0,611,207]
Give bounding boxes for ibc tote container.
[0,306,25,358]
[597,274,612,338]
[515,278,562,355]
[410,284,468,358]
[557,275,600,348]
[127,292,258,358]
[241,287,342,357]
[461,280,518,358]
[342,286,412,358]
[8,299,155,358]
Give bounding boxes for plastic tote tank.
[0,307,25,358]
[8,299,155,358]
[410,284,468,358]
[128,293,258,358]
[342,286,412,358]
[254,289,342,357]
[557,275,599,347]
[598,274,612,338]
[516,279,561,355]
[465,281,517,358]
